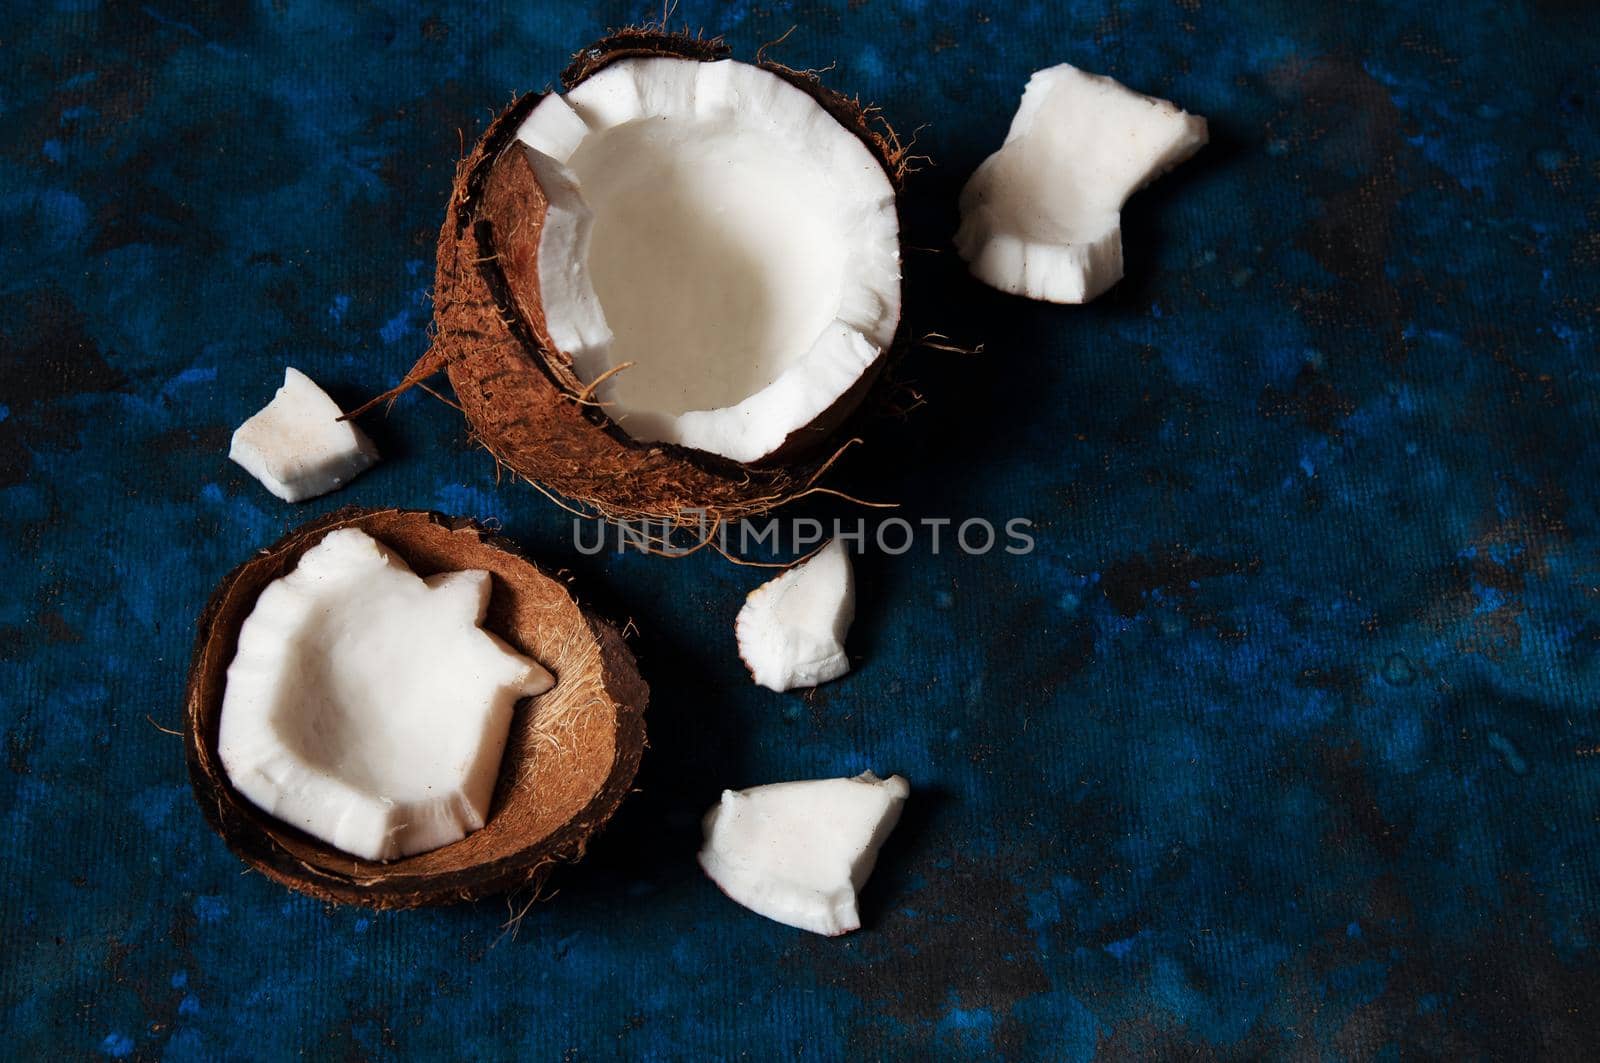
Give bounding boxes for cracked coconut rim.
[413,30,911,523]
[184,508,648,909]
[514,57,901,464]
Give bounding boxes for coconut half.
[398,30,910,523]
[955,64,1207,303]
[184,507,648,908]
[217,528,556,862]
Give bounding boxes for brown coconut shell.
[183,507,648,908]
[379,29,912,526]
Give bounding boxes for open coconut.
[384,30,910,524]
[183,507,647,908]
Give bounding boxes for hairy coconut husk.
[375,30,912,527]
[183,507,648,909]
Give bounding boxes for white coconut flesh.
[229,367,379,503]
[217,528,554,862]
[699,771,910,936]
[735,537,854,692]
[514,58,901,464]
[955,64,1208,304]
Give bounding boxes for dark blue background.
[4,0,1599,1058]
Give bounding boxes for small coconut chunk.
[230,367,380,502]
[699,771,910,936]
[735,538,854,692]
[217,528,554,861]
[955,64,1208,304]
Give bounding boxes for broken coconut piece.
[217,527,554,861]
[699,771,910,936]
[400,30,912,524]
[735,538,854,692]
[230,367,379,502]
[955,64,1208,304]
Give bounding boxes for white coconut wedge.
[699,771,910,936]
[735,538,854,692]
[217,528,554,861]
[230,367,379,502]
[955,64,1208,304]
[510,55,901,464]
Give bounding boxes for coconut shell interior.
[184,507,647,908]
[409,30,911,525]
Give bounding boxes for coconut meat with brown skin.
[735,538,854,692]
[230,367,379,502]
[699,771,909,936]
[955,64,1208,304]
[514,57,901,463]
[217,528,554,862]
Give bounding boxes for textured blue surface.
[4,0,1600,1058]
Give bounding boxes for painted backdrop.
[3,0,1598,1057]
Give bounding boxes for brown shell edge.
[182,506,649,909]
[409,29,914,527]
